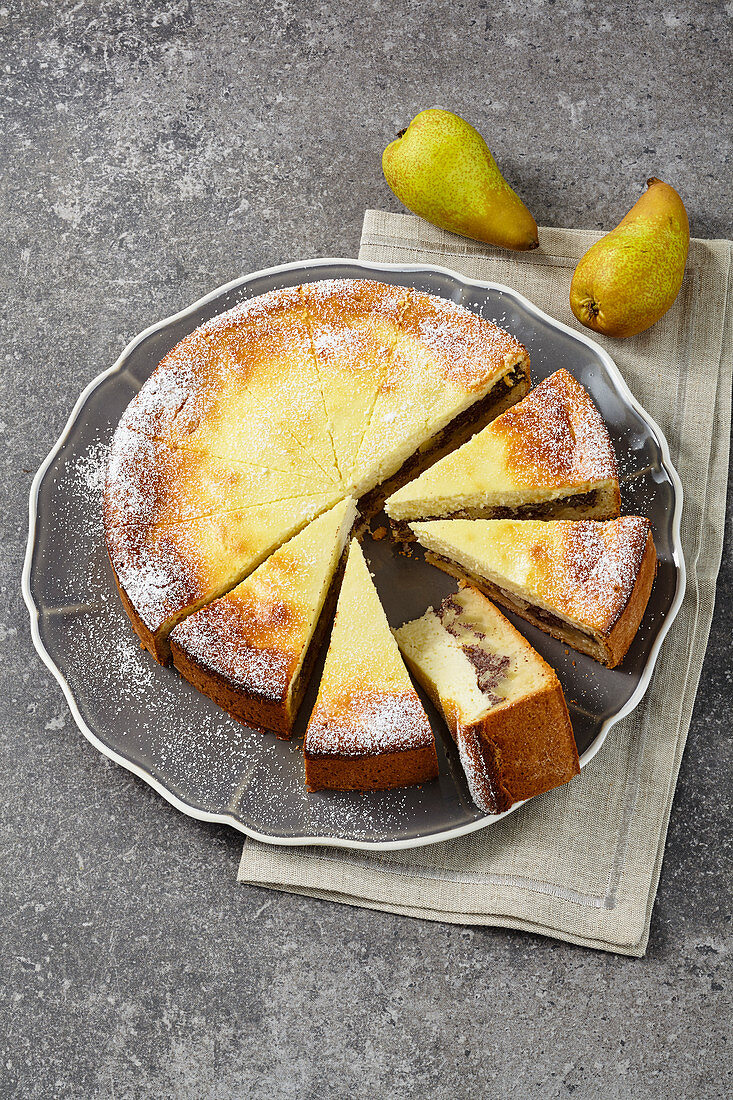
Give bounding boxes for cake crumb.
[372,525,387,541]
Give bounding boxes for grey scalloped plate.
[23,259,686,850]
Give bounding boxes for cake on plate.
[386,368,620,533]
[395,586,579,814]
[304,539,438,792]
[169,498,357,737]
[411,517,657,668]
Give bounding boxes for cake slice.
[299,279,410,488]
[304,539,439,791]
[386,369,620,532]
[116,311,338,491]
[106,489,343,664]
[351,288,530,505]
[192,292,342,486]
[169,498,357,737]
[104,424,338,531]
[395,586,579,815]
[411,518,657,669]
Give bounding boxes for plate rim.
[22,255,687,851]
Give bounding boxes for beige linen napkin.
[239,212,732,956]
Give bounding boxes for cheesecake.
[106,491,342,664]
[169,498,357,737]
[304,539,439,791]
[411,517,657,668]
[299,279,411,488]
[104,423,335,532]
[386,368,620,533]
[115,289,339,490]
[395,586,579,814]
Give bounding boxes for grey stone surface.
[1,1,731,1098]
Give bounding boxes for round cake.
[104,279,531,667]
[103,277,655,802]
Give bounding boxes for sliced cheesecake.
[411,517,657,669]
[386,369,620,533]
[304,539,439,791]
[395,586,579,815]
[117,294,340,490]
[351,288,530,505]
[169,498,357,737]
[299,279,410,488]
[106,490,343,664]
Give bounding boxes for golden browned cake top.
[393,287,527,391]
[168,499,356,702]
[299,277,411,330]
[497,368,618,488]
[106,280,529,649]
[103,425,322,532]
[106,493,341,635]
[171,587,301,703]
[111,280,527,483]
[535,517,652,633]
[412,517,652,636]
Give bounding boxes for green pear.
[570,178,689,338]
[382,109,539,251]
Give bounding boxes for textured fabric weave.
[239,212,732,955]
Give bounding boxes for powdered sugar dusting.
[545,518,651,631]
[454,724,500,814]
[172,596,296,702]
[72,438,110,499]
[400,287,527,388]
[500,368,618,486]
[69,436,110,540]
[306,690,433,757]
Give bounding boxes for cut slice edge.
[304,539,438,792]
[169,497,358,737]
[104,426,352,531]
[298,279,412,490]
[394,584,579,815]
[350,288,531,504]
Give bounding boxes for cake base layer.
[304,743,439,792]
[390,487,620,541]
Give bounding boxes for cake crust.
[457,684,578,815]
